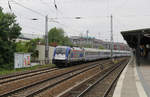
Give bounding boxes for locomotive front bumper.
[52,59,68,65]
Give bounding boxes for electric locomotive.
[53,46,84,66]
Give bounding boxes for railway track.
[58,58,129,97]
[0,59,112,86]
[0,57,127,97]
[35,58,127,97]
[18,63,102,97]
[0,68,58,85]
[0,58,115,97]
[0,59,109,86]
[0,67,54,80]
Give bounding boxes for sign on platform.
[14,53,31,69]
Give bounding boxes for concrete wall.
[36,45,55,64]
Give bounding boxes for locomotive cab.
[53,46,71,65]
[55,48,66,60]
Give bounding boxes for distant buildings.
[70,36,130,51]
[16,33,130,51]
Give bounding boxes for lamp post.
[31,16,49,64]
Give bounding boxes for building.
[16,33,43,42]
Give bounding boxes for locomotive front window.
[55,48,66,54]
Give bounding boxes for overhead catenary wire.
[7,0,64,36]
[10,0,45,17]
[6,1,45,35]
[113,15,128,29]
[7,1,36,19]
[21,27,44,37]
[50,0,64,15]
[8,0,149,22]
[40,0,56,13]
[9,0,63,17]
[40,0,63,15]
[50,20,85,35]
[106,0,150,17]
[48,15,115,38]
[5,0,150,20]
[48,15,109,20]
[14,0,56,17]
[112,0,128,14]
[6,1,149,37]
[21,23,44,33]
[8,0,140,38]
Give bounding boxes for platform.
[113,56,150,97]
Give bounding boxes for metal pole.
[86,30,89,46]
[110,15,114,58]
[92,38,94,48]
[45,15,49,64]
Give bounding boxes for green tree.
[16,38,41,61]
[16,42,28,52]
[48,27,72,46]
[25,38,40,60]
[0,7,21,69]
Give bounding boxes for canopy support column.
[136,33,141,66]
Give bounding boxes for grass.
[0,64,56,76]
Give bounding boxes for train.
[52,46,130,66]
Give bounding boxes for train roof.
[56,46,70,48]
[84,48,130,53]
[113,50,130,52]
[72,47,83,51]
[84,48,110,52]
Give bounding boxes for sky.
[0,0,150,43]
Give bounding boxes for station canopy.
[121,28,150,48]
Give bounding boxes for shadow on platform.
[138,53,150,66]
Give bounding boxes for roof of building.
[121,28,150,48]
[19,33,43,40]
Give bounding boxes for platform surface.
[113,57,149,97]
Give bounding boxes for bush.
[1,63,14,70]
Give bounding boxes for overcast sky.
[0,0,150,43]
